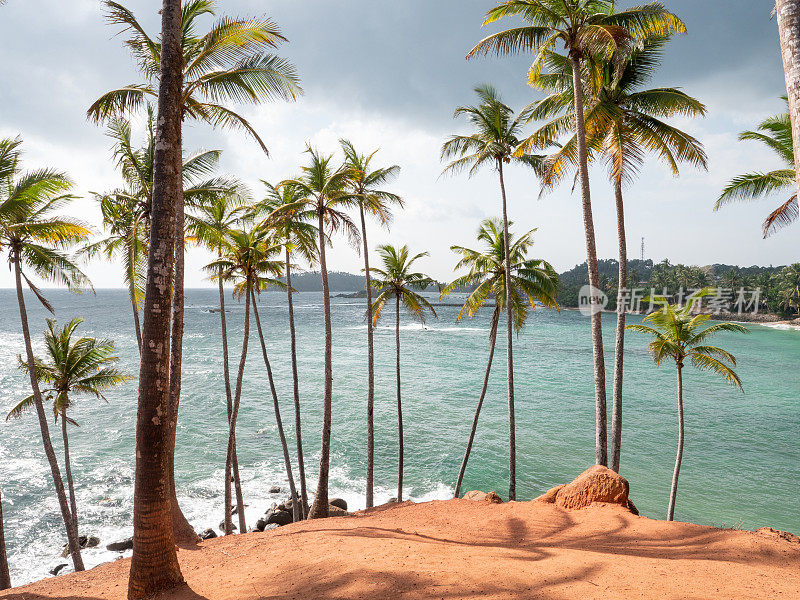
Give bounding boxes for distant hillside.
[275,271,366,292]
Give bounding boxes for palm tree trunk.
[61,407,79,540]
[454,306,500,499]
[252,297,301,522]
[128,3,185,594]
[130,287,142,353]
[570,53,608,467]
[497,160,516,500]
[359,204,376,509]
[12,253,84,572]
[309,209,332,519]
[777,0,800,197]
[610,174,627,473]
[0,487,10,590]
[395,293,404,502]
[667,363,685,522]
[225,283,251,534]
[167,185,198,546]
[285,249,308,518]
[217,262,244,528]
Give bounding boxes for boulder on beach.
[49,563,68,576]
[61,535,100,557]
[533,485,565,504]
[552,465,634,511]
[269,486,281,494]
[199,528,217,540]
[330,498,348,511]
[265,508,292,526]
[218,521,237,532]
[327,505,348,517]
[106,537,133,552]
[463,490,502,503]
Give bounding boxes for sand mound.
[3,500,798,600]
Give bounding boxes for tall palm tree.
[441,84,543,500]
[339,139,403,508]
[258,182,319,518]
[468,0,685,467]
[87,0,302,152]
[778,263,800,314]
[185,195,249,523]
[716,103,798,237]
[127,1,184,594]
[776,0,800,199]
[9,318,130,543]
[278,148,359,518]
[370,245,437,502]
[0,487,9,590]
[441,218,558,499]
[529,34,707,472]
[627,293,746,521]
[0,136,90,573]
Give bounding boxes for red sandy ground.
[3,499,799,600]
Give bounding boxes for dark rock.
[50,563,69,576]
[231,504,248,515]
[330,498,348,511]
[265,508,292,526]
[263,523,279,532]
[255,518,267,532]
[106,537,133,552]
[218,520,237,531]
[61,535,101,557]
[269,486,281,494]
[199,528,217,540]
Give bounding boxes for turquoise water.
[0,288,798,584]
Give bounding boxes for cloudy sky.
[0,0,791,288]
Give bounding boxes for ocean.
[0,288,798,585]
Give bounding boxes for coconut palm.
[185,194,249,521]
[9,318,130,543]
[441,218,558,499]
[529,34,707,472]
[716,103,798,237]
[468,0,684,468]
[277,148,359,519]
[441,84,544,500]
[627,292,746,521]
[776,0,800,198]
[339,139,403,508]
[778,263,800,314]
[0,136,90,572]
[87,0,302,152]
[370,245,437,502]
[0,487,8,590]
[127,2,184,593]
[258,182,319,518]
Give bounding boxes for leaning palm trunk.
[359,205,376,508]
[130,287,142,352]
[309,210,333,519]
[225,283,251,534]
[216,260,244,525]
[285,249,308,517]
[128,1,184,594]
[12,253,84,572]
[252,299,301,521]
[610,175,627,473]
[497,160,517,500]
[395,294,404,502]
[777,0,800,197]
[570,54,608,466]
[167,191,199,545]
[61,407,79,539]
[667,363,685,522]
[0,487,10,590]
[454,306,500,499]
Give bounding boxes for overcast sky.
[0,0,792,288]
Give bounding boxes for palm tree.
[468,0,684,467]
[87,0,302,152]
[441,84,543,499]
[716,102,798,237]
[0,136,91,573]
[370,245,437,502]
[339,140,403,508]
[776,0,800,199]
[627,292,746,521]
[127,1,184,594]
[277,148,359,519]
[529,34,707,472]
[9,318,130,543]
[441,218,558,499]
[258,183,319,518]
[0,487,9,590]
[185,195,249,523]
[778,263,800,314]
